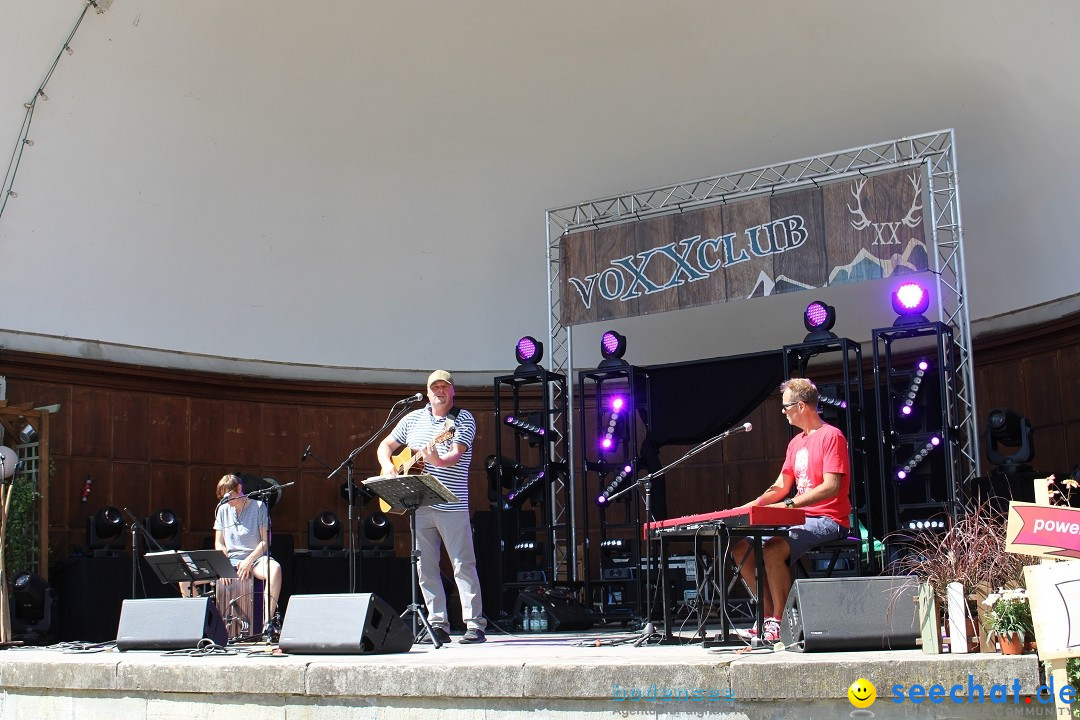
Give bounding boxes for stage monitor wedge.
[279,593,413,654]
[781,576,919,652]
[116,597,227,650]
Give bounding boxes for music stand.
[363,473,458,649]
[144,549,237,592]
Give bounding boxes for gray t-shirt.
[214,498,268,565]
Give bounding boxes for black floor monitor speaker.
[780,576,919,652]
[279,593,413,654]
[116,597,227,650]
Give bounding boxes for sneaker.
[734,625,758,641]
[417,627,452,645]
[459,628,486,644]
[761,616,782,644]
[262,612,282,643]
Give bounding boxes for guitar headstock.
[432,425,456,445]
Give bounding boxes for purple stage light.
[611,396,625,411]
[601,437,612,449]
[601,332,622,356]
[891,281,930,325]
[598,330,628,367]
[805,302,830,328]
[895,283,927,310]
[802,300,837,341]
[595,463,635,505]
[505,415,546,437]
[515,336,540,364]
[900,359,930,417]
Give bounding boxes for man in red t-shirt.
[730,377,851,643]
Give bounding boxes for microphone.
[726,422,752,436]
[404,392,424,403]
[301,444,312,461]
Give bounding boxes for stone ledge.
[0,646,1044,702]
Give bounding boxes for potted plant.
[983,588,1033,654]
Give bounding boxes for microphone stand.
[605,421,751,647]
[244,483,292,640]
[122,507,166,600]
[327,397,419,593]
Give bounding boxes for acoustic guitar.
[378,424,456,514]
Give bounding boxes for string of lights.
[1,1,110,222]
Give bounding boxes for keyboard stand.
[651,522,785,648]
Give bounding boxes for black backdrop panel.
[52,555,183,642]
[292,554,411,614]
[637,350,785,519]
[642,350,785,448]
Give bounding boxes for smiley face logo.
[847,678,876,708]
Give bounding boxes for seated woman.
[214,473,283,640]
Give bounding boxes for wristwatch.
[783,498,796,508]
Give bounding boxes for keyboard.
[646,506,806,535]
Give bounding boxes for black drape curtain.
[636,349,785,520]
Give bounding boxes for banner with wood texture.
[560,166,929,327]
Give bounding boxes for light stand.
[608,421,752,646]
[327,397,420,592]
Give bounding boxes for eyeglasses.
[781,400,800,410]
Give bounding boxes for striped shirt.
[389,405,474,512]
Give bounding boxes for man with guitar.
[376,370,487,644]
[729,377,851,644]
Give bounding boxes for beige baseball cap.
[427,370,454,387]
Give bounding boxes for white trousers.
[414,507,486,632]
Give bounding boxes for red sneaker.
[762,616,782,644]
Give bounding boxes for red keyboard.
[646,506,806,535]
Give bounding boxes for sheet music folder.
[363,473,458,512]
[144,549,237,585]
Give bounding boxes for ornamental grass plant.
[890,497,1033,605]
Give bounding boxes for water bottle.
[523,606,532,632]
[537,606,548,632]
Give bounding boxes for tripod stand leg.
[403,505,443,648]
[402,604,442,649]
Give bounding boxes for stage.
[0,627,1044,720]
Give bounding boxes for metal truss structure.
[546,130,979,552]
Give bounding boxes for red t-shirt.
[781,422,851,527]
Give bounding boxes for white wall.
[1,1,1077,384]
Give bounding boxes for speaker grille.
[279,593,413,654]
[781,577,919,652]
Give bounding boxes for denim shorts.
[766,515,847,563]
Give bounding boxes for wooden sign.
[1023,560,1080,660]
[560,166,929,326]
[1005,501,1080,559]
